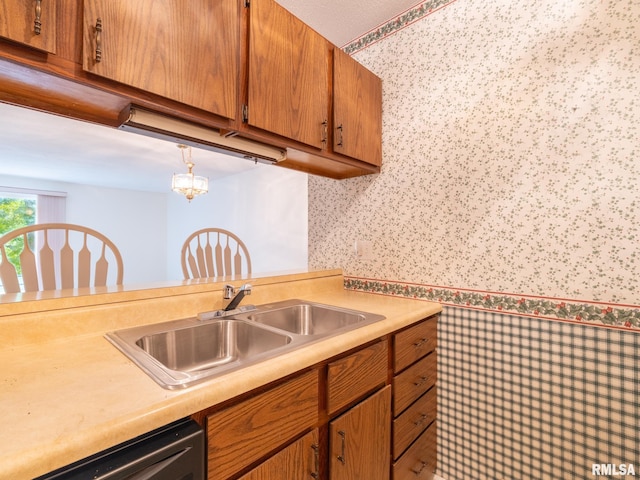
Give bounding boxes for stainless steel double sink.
[105,299,385,389]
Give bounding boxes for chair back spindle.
[0,223,123,294]
[181,228,251,280]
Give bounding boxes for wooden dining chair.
[181,228,252,280]
[0,223,123,294]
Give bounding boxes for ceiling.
[275,0,420,47]
[0,0,420,192]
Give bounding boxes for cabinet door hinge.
[242,104,249,123]
[244,0,250,7]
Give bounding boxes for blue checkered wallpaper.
[438,306,640,480]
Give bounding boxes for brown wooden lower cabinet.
[238,429,320,480]
[195,314,438,480]
[329,386,391,480]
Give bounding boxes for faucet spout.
[224,283,252,311]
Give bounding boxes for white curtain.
[36,192,66,223]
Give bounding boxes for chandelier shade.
[171,144,208,201]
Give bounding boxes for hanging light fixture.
[171,144,208,202]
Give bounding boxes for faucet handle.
[223,284,235,299]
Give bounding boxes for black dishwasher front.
[35,418,204,480]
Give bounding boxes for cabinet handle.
[413,337,428,348]
[337,430,346,465]
[336,124,343,146]
[413,375,429,387]
[321,119,328,145]
[95,18,103,63]
[413,413,428,426]
[411,460,429,476]
[34,0,42,35]
[310,444,319,479]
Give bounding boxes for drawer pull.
[413,413,428,426]
[413,337,428,348]
[412,460,429,476]
[311,444,320,479]
[337,430,346,464]
[413,375,429,387]
[336,124,343,146]
[95,18,103,63]
[34,0,42,34]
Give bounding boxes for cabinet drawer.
[394,316,437,373]
[392,422,437,480]
[393,386,436,459]
[327,339,388,415]
[393,352,436,416]
[206,370,318,479]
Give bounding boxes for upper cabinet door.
[333,47,382,166]
[82,0,239,120]
[0,0,57,53]
[248,0,329,150]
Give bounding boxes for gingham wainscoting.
[438,306,640,480]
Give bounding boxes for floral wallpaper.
[308,2,640,478]
[308,3,640,477]
[309,0,640,309]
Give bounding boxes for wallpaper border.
[343,0,459,54]
[344,276,640,331]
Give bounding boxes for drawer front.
[393,352,436,416]
[393,422,437,480]
[206,370,319,479]
[394,316,437,373]
[327,339,388,415]
[393,386,436,459]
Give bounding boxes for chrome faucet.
[224,283,252,311]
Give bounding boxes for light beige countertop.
[0,270,441,479]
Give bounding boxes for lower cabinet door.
[330,385,391,480]
[238,429,320,480]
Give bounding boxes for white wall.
[1,174,167,285]
[165,165,308,280]
[2,164,308,287]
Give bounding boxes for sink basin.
[106,300,385,389]
[106,318,293,389]
[136,319,292,372]
[241,302,375,336]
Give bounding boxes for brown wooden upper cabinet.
[333,47,382,166]
[247,0,329,150]
[0,0,57,53]
[82,0,239,120]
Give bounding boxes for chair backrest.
[181,228,251,280]
[0,223,123,294]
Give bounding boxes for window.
[0,188,66,293]
[0,192,37,279]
